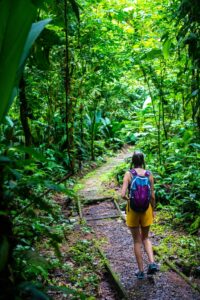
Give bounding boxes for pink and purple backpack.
[129,169,151,212]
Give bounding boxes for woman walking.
[121,151,158,279]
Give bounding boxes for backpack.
[129,169,151,212]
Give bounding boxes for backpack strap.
[128,169,137,197]
[130,169,137,176]
[130,169,151,177]
[145,170,151,177]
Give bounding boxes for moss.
[159,264,170,272]
[99,170,116,183]
[73,183,85,193]
[101,188,117,198]
[153,210,200,276]
[151,223,166,235]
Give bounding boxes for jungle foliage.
[0,0,199,298]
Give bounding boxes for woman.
[121,151,158,279]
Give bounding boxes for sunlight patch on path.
[77,147,133,201]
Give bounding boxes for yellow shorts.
[126,202,153,227]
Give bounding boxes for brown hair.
[130,151,146,169]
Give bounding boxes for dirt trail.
[78,148,200,300]
[78,147,132,201]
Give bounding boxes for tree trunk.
[64,0,75,172]
[160,64,168,140]
[78,103,84,170]
[19,75,33,151]
[140,65,161,163]
[91,111,96,161]
[68,97,75,170]
[196,69,200,131]
[0,164,16,299]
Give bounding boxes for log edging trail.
[96,242,129,300]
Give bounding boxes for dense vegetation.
[0,0,199,299]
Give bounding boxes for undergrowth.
[35,217,103,300]
[152,209,200,278]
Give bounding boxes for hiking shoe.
[147,263,159,275]
[135,271,145,279]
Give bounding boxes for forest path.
[77,148,200,300]
[77,146,132,201]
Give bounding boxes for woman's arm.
[149,173,155,210]
[121,172,131,200]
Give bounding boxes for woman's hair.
[130,151,146,169]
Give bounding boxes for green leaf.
[95,110,102,123]
[19,282,49,300]
[0,0,37,122]
[44,181,66,192]
[141,49,163,60]
[191,89,199,97]
[190,143,200,150]
[69,0,80,22]
[9,146,46,161]
[5,116,14,127]
[189,216,200,234]
[162,39,172,59]
[18,18,52,74]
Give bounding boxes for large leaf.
[0,0,37,123]
[140,49,163,60]
[69,0,80,22]
[18,18,52,74]
[8,18,52,118]
[162,38,172,60]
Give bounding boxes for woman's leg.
[141,226,154,263]
[129,227,144,271]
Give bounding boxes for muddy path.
[77,149,200,300]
